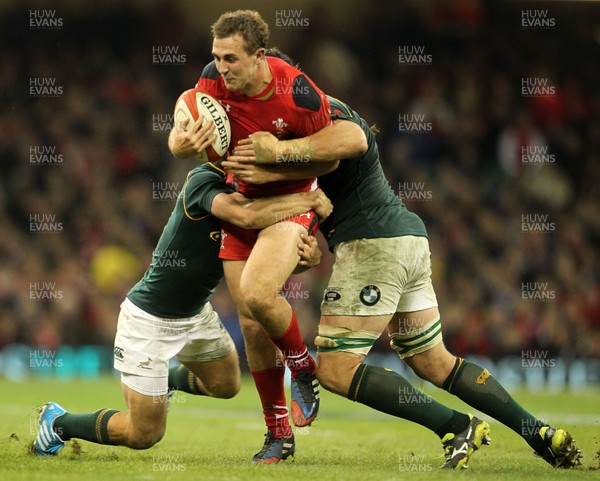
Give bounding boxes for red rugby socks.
[251,366,292,438]
[271,309,316,378]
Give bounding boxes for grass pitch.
[0,376,599,481]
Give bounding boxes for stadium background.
[0,0,598,389]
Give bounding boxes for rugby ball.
[174,89,231,162]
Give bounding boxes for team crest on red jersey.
[272,117,288,137]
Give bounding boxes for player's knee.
[315,327,377,395]
[127,427,165,450]
[239,283,274,318]
[404,345,455,387]
[239,318,265,340]
[206,376,241,399]
[390,317,449,386]
[316,356,354,396]
[243,292,271,318]
[315,364,339,394]
[218,381,240,399]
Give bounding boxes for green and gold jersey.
[318,97,428,250]
[127,162,232,318]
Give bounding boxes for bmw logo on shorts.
[359,285,380,306]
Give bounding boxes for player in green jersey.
[33,161,331,457]
[223,96,583,469]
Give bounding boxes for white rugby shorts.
[114,297,235,395]
[321,236,438,316]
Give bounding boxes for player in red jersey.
[168,10,331,463]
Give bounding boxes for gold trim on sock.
[351,365,369,401]
[188,370,199,394]
[95,409,109,443]
[447,357,465,393]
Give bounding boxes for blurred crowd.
[0,1,598,368]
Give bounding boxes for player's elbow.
[231,210,259,230]
[338,121,368,157]
[353,130,368,156]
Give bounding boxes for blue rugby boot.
[33,402,67,456]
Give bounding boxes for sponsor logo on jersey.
[210,230,220,242]
[359,285,381,306]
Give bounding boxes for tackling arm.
[231,119,368,164]
[210,189,333,230]
[220,160,339,185]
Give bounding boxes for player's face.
[212,35,262,95]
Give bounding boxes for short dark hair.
[266,48,299,69]
[211,10,269,54]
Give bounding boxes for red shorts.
[219,211,320,261]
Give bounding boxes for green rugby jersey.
[127,162,231,318]
[318,97,428,250]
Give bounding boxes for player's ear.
[254,48,266,63]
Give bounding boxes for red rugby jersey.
[196,56,331,197]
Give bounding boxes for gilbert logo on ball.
[174,89,231,162]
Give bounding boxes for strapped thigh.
[315,325,381,356]
[389,317,443,359]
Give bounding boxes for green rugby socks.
[53,409,118,445]
[349,363,469,438]
[444,358,547,453]
[168,365,203,395]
